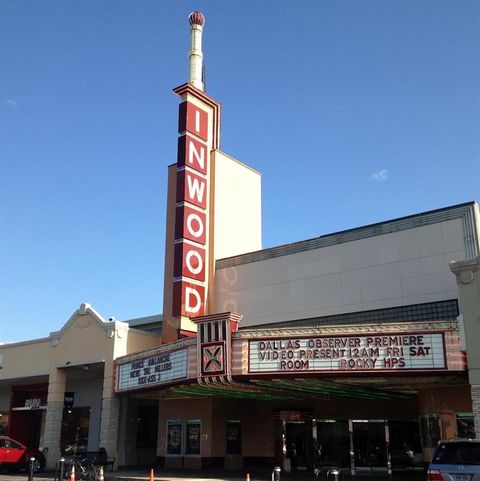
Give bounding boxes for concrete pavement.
[0,468,426,481]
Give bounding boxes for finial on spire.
[188,11,205,91]
[189,11,205,27]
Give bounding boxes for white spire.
[188,11,205,91]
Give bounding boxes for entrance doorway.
[389,419,422,469]
[351,420,389,473]
[285,421,308,471]
[9,409,44,449]
[313,420,350,469]
[60,407,90,454]
[313,419,391,474]
[273,411,313,472]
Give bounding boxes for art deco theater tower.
[161,12,262,343]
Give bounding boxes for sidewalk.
[107,468,426,481]
[0,467,426,481]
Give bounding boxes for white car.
[427,440,480,481]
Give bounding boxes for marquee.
[248,332,446,373]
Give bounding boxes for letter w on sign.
[202,344,224,374]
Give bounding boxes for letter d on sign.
[185,286,201,314]
[172,281,205,317]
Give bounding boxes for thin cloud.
[3,98,18,108]
[371,168,389,182]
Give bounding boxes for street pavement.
[0,468,426,481]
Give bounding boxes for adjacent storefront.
[8,384,48,449]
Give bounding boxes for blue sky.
[1,1,479,342]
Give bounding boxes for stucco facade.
[0,303,160,468]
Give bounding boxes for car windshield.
[433,442,480,465]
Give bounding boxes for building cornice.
[234,320,458,339]
[217,201,479,269]
[449,256,480,285]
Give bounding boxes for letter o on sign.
[186,213,204,239]
[186,249,203,275]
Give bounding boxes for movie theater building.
[1,11,479,475]
[111,12,480,473]
[113,197,480,472]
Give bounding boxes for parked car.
[0,435,45,473]
[427,439,480,481]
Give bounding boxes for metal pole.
[28,457,35,481]
[272,466,281,481]
[59,457,65,481]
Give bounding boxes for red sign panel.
[174,205,206,245]
[177,135,208,175]
[176,169,207,209]
[172,98,211,321]
[178,101,208,141]
[172,280,205,317]
[174,242,206,282]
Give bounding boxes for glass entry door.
[313,420,350,469]
[285,421,308,471]
[351,420,389,473]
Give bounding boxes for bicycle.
[60,454,100,481]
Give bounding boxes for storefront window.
[456,413,475,439]
[166,420,182,455]
[420,414,441,448]
[226,420,242,455]
[185,420,201,455]
[0,412,8,435]
[60,407,90,454]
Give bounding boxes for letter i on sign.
[188,104,208,140]
[195,110,201,134]
[179,102,208,141]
